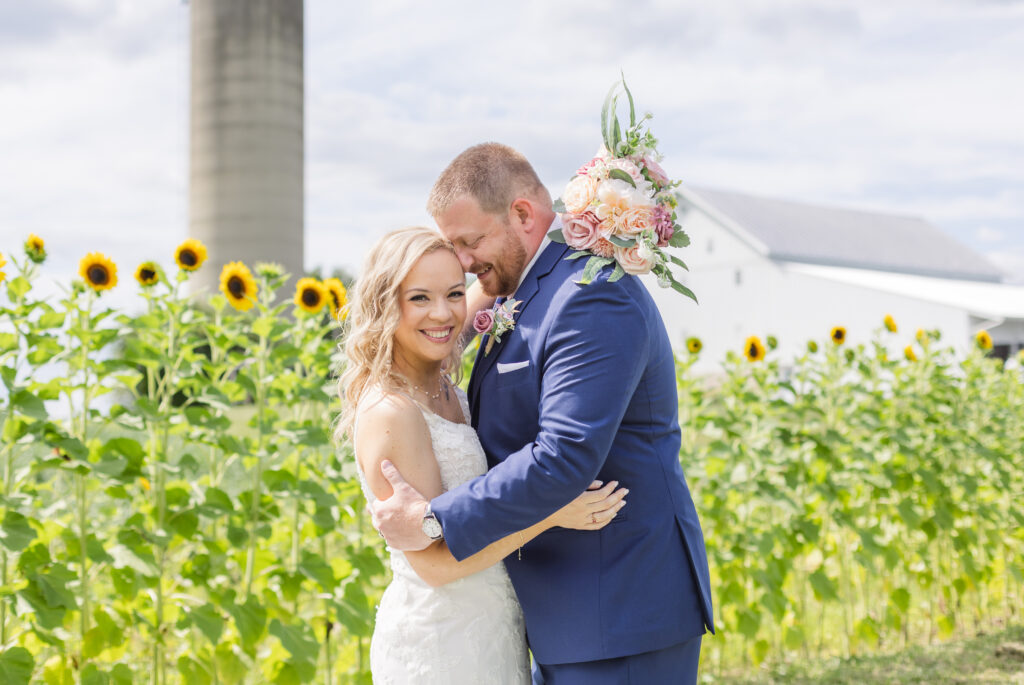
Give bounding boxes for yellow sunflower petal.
[79,252,118,292]
[883,314,898,333]
[294,277,328,314]
[135,262,160,287]
[744,336,765,362]
[175,238,208,272]
[25,233,47,263]
[830,326,846,345]
[219,261,258,311]
[975,330,993,351]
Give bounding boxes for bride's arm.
[356,393,626,588]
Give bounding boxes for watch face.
[422,516,443,539]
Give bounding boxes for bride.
[336,227,627,684]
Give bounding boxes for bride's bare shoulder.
[354,387,430,449]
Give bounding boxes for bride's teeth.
[424,329,451,340]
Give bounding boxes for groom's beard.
[474,229,527,297]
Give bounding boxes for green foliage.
[680,330,1024,673]
[0,253,381,683]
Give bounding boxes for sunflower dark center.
[88,265,109,285]
[748,343,758,357]
[834,331,844,341]
[179,249,197,266]
[329,292,341,308]
[227,275,245,298]
[140,268,156,281]
[302,288,320,307]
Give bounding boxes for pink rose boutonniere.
[549,75,696,303]
[474,298,521,355]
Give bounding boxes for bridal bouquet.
[549,76,696,302]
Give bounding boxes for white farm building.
[644,186,1024,372]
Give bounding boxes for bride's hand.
[547,480,627,531]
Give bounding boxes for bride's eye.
[410,294,428,302]
[448,290,465,299]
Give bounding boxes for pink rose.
[643,156,670,186]
[653,205,674,247]
[473,308,495,334]
[605,158,644,184]
[613,242,656,275]
[562,211,601,251]
[562,174,599,214]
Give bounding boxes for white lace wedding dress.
[355,388,531,684]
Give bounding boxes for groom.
[373,143,714,683]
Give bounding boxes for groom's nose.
[455,249,475,272]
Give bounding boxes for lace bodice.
[355,386,530,684]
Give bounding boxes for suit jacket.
[431,241,714,665]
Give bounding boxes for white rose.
[562,174,598,214]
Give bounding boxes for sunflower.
[255,262,285,280]
[915,328,928,346]
[219,261,258,311]
[79,252,118,292]
[324,277,348,320]
[294,277,328,314]
[884,314,898,333]
[174,238,207,272]
[830,326,846,345]
[686,336,702,354]
[135,261,160,287]
[807,340,819,354]
[975,330,993,351]
[25,233,47,263]
[904,345,917,362]
[0,252,6,284]
[744,336,765,362]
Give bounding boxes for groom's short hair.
[427,142,548,218]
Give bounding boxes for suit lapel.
[468,241,569,418]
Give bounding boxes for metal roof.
[683,186,1004,282]
[785,263,1024,320]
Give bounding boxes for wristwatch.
[422,504,444,541]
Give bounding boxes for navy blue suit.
[431,241,714,680]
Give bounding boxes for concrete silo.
[189,0,304,296]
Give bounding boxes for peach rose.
[562,211,601,251]
[613,206,654,238]
[613,241,656,275]
[643,156,670,186]
[562,174,599,214]
[590,238,615,259]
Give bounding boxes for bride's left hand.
[547,480,628,530]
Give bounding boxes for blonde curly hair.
[336,227,464,442]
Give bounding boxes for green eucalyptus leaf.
[607,168,636,188]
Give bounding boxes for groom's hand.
[371,460,434,552]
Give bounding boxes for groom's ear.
[509,197,535,232]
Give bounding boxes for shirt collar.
[513,215,559,295]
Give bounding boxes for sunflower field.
[1,235,1023,683]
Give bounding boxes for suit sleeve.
[431,276,650,560]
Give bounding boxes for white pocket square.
[496,361,530,374]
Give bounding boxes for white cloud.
[1,0,1022,288]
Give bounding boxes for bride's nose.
[428,298,452,322]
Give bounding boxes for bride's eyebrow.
[448,282,466,290]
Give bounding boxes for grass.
[710,624,1024,684]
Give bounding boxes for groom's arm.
[432,276,650,560]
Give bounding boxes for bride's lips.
[421,326,454,343]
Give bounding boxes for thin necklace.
[411,375,449,401]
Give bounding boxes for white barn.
[644,186,1024,372]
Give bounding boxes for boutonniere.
[473,298,521,355]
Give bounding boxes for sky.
[1,0,1023,313]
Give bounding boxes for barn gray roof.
[684,186,1004,282]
